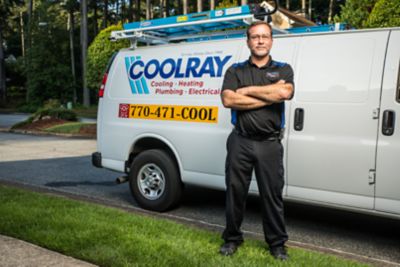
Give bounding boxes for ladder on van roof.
[110,1,345,48]
[110,1,282,47]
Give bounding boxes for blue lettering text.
[127,55,232,80]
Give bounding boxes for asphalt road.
[0,124,399,266]
[0,113,31,129]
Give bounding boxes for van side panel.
[286,31,389,209]
[375,29,400,214]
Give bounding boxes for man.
[219,21,294,261]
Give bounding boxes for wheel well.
[128,138,180,177]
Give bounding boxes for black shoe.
[269,246,289,261]
[219,241,241,256]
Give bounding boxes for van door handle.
[294,108,304,131]
[382,110,395,136]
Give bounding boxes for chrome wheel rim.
[137,163,165,200]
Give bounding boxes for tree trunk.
[197,0,202,12]
[68,10,77,104]
[183,0,187,15]
[81,0,90,107]
[26,0,33,102]
[20,11,25,57]
[308,0,312,20]
[136,0,141,21]
[328,0,334,23]
[116,0,120,19]
[286,0,289,10]
[128,0,133,21]
[120,0,126,22]
[302,0,306,17]
[103,0,108,28]
[93,0,98,37]
[159,0,163,18]
[146,0,150,19]
[177,0,182,15]
[0,25,6,105]
[165,0,169,16]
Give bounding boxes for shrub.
[365,0,400,28]
[31,108,78,122]
[86,24,129,96]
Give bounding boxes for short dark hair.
[246,21,273,40]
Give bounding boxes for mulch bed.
[13,118,96,137]
[17,118,68,131]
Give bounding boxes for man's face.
[247,24,273,59]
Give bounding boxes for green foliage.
[216,0,237,9]
[335,0,377,28]
[365,0,400,28]
[0,185,371,267]
[86,24,129,94]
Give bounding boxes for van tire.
[129,149,182,212]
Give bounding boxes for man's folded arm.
[221,89,271,110]
[237,80,294,103]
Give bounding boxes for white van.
[92,6,400,219]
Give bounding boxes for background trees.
[1,0,400,111]
[365,0,400,28]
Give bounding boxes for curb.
[2,128,96,139]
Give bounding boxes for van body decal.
[124,55,232,95]
[118,103,218,123]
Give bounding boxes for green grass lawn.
[45,122,94,134]
[0,185,371,267]
[73,106,98,119]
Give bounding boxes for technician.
[219,21,294,261]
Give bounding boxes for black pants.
[222,130,288,247]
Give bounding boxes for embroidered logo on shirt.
[266,71,280,81]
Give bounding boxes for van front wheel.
[129,149,182,212]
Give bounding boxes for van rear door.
[286,30,389,209]
[375,29,400,215]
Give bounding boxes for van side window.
[397,62,400,103]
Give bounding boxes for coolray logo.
[124,55,232,95]
[125,56,149,94]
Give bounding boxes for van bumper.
[92,152,102,168]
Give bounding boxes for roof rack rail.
[285,23,347,34]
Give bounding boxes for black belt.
[234,129,280,141]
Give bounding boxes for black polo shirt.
[221,57,294,136]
